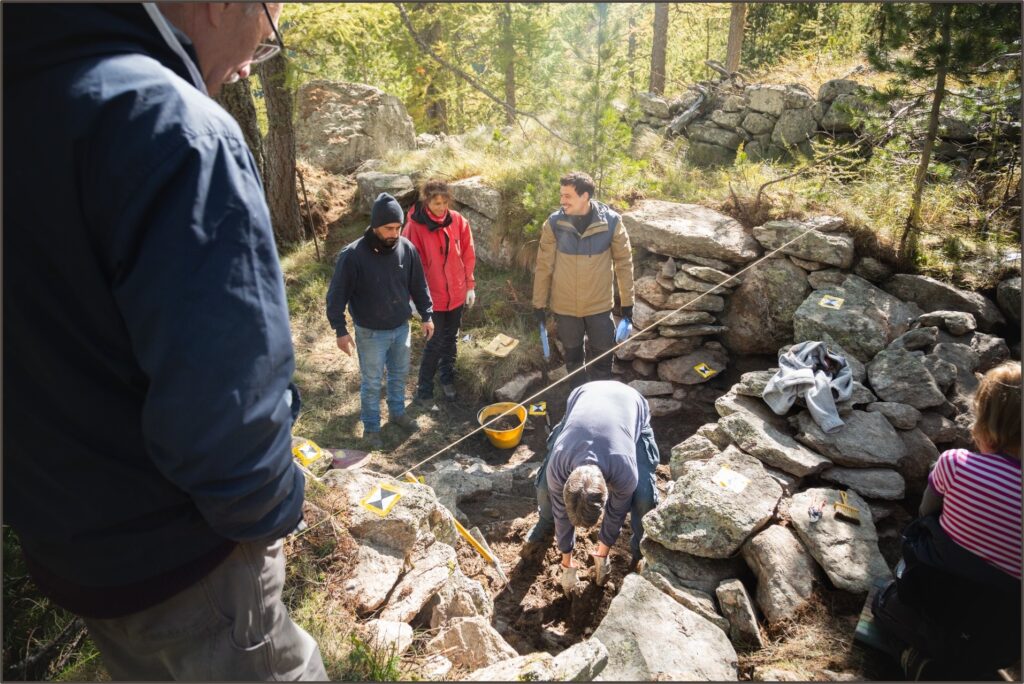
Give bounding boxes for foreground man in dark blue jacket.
[3,3,326,680]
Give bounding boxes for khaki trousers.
[84,539,327,681]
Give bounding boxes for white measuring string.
[399,221,827,479]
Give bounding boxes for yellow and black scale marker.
[819,294,845,310]
[693,362,718,379]
[359,482,405,517]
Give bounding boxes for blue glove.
[615,318,633,343]
[539,323,550,360]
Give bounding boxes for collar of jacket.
[411,201,453,232]
[554,200,609,238]
[363,226,398,254]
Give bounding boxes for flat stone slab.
[883,273,1004,331]
[641,566,730,632]
[793,410,906,467]
[658,346,731,385]
[789,487,892,593]
[718,411,832,477]
[342,541,405,614]
[866,348,946,409]
[379,541,458,623]
[752,220,855,268]
[622,200,762,264]
[741,525,819,626]
[717,579,765,649]
[593,574,738,681]
[640,538,748,596]
[644,447,782,558]
[820,467,906,500]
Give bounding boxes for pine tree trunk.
[649,3,668,95]
[255,54,303,245]
[901,4,952,268]
[415,4,448,133]
[501,3,516,125]
[215,78,264,181]
[725,3,746,74]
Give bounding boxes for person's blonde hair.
[563,465,607,529]
[972,361,1021,459]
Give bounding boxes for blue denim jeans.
[354,323,411,432]
[526,420,660,561]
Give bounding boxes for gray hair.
[563,465,607,529]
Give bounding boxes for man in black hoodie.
[4,2,326,680]
[326,193,434,449]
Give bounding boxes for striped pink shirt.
[930,448,1022,579]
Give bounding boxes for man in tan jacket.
[532,172,635,385]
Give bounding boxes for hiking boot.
[364,431,383,450]
[390,413,417,430]
[411,393,432,409]
[441,383,457,401]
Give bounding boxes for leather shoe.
[364,431,383,450]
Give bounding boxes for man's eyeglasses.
[250,3,286,65]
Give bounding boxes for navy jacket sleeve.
[106,131,304,543]
[326,248,355,337]
[407,242,433,322]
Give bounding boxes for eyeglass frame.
[250,3,286,65]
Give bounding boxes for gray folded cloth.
[762,340,853,433]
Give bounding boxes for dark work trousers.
[554,311,615,388]
[417,305,464,398]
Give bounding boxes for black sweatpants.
[417,305,463,397]
[554,310,615,387]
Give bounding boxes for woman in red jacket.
[405,179,476,402]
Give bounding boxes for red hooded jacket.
[404,202,476,312]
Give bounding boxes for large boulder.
[342,541,405,614]
[996,276,1021,326]
[423,457,513,525]
[722,257,810,354]
[643,447,783,558]
[640,566,731,632]
[379,541,458,623]
[789,488,893,593]
[426,616,518,670]
[322,469,458,551]
[752,221,855,269]
[866,348,947,409]
[355,172,415,212]
[622,200,762,263]
[670,434,722,478]
[771,108,817,147]
[449,175,502,221]
[792,410,906,467]
[358,619,414,657]
[592,574,738,681]
[897,428,940,493]
[745,85,787,117]
[792,274,922,362]
[820,467,905,500]
[427,569,493,629]
[741,525,819,626]
[719,410,831,477]
[882,274,1005,332]
[296,81,415,174]
[716,579,766,649]
[640,538,748,595]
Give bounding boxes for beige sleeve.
[611,219,635,307]
[532,220,557,310]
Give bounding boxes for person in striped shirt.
[921,360,1022,578]
[872,361,1021,679]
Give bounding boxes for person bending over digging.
[521,381,660,593]
[871,361,1021,680]
[404,179,477,403]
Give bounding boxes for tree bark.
[414,3,448,133]
[255,54,303,245]
[215,78,264,181]
[649,3,668,95]
[500,3,516,125]
[901,3,952,267]
[627,12,637,94]
[725,3,746,74]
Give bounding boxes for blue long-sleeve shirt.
[326,229,433,337]
[546,381,651,553]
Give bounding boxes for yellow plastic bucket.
[477,402,527,449]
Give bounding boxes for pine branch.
[393,2,569,145]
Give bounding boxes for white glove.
[593,554,610,586]
[465,289,476,309]
[560,564,578,596]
